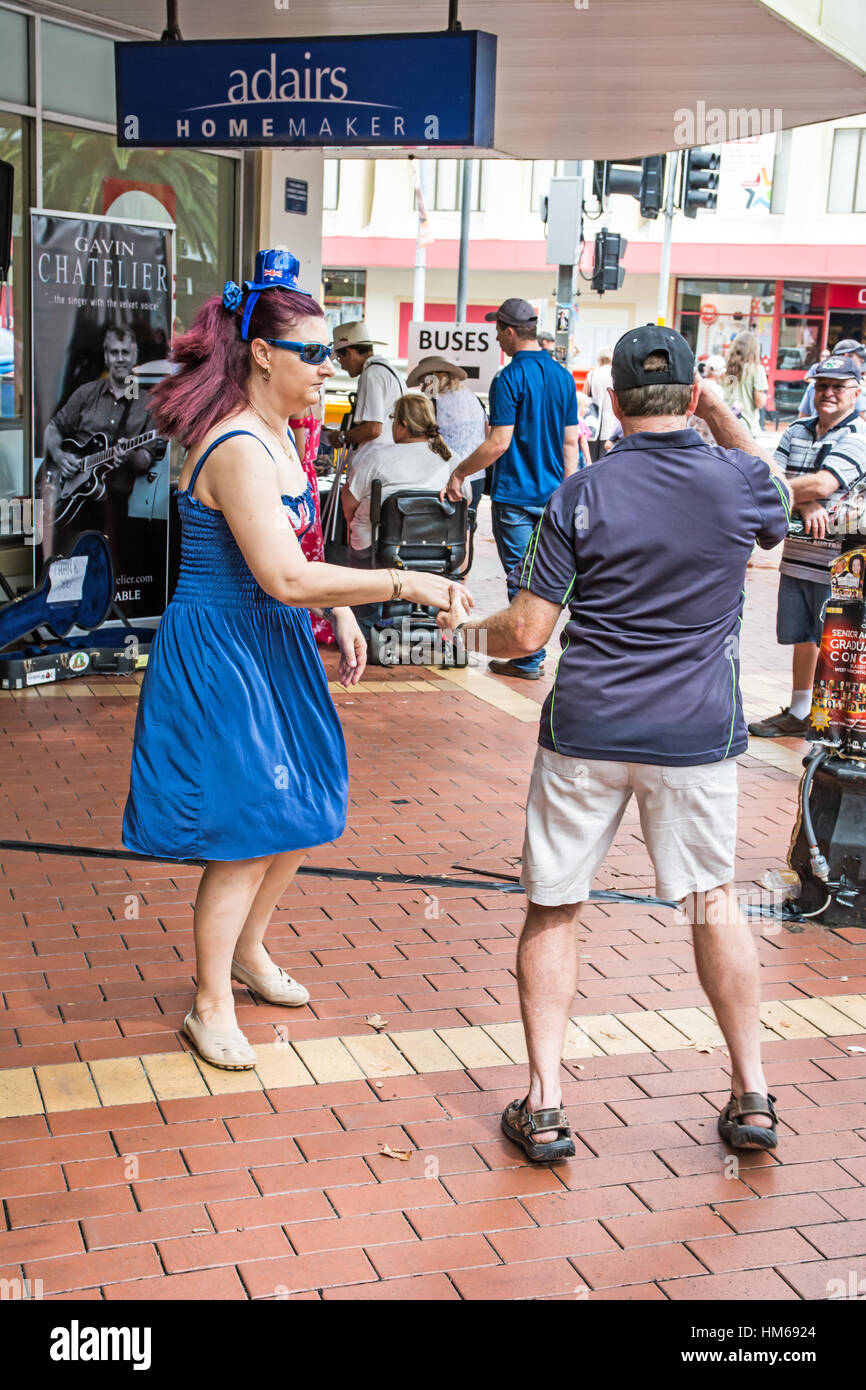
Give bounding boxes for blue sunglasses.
[263,338,334,365]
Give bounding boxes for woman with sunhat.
[407,353,488,514]
[122,250,471,1071]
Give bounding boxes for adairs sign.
[116,32,497,149]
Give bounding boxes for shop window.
[42,22,116,126]
[828,128,866,213]
[323,160,340,211]
[431,160,484,212]
[0,8,29,106]
[675,279,775,362]
[322,268,366,335]
[776,317,823,372]
[41,124,238,337]
[769,130,791,214]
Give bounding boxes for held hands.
[436,583,473,641]
[331,608,367,687]
[402,570,475,619]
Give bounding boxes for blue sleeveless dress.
[122,430,348,862]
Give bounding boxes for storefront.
[0,3,243,592]
[676,276,866,417]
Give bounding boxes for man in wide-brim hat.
[325,319,403,459]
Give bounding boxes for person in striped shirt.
[749,355,866,738]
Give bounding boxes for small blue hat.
[222,250,314,340]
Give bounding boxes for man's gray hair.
[615,352,692,418]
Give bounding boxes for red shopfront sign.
[829,284,866,310]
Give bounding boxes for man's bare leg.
[517,899,582,1142]
[792,642,819,694]
[686,883,771,1132]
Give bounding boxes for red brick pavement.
[0,505,864,1300]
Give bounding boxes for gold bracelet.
[388,567,403,600]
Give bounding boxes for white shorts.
[521,747,739,906]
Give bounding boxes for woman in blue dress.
[123,250,469,1070]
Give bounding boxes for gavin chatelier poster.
[31,214,174,618]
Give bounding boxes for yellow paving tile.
[0,1067,43,1118]
[562,1021,604,1059]
[745,739,806,775]
[194,1056,263,1094]
[389,1029,465,1072]
[786,996,866,1036]
[292,1037,365,1083]
[35,1062,100,1112]
[434,665,540,722]
[436,1026,512,1068]
[657,1007,725,1047]
[340,1032,415,1078]
[142,1051,209,1100]
[482,1022,529,1064]
[828,994,866,1029]
[253,1042,316,1090]
[88,1057,154,1107]
[614,1010,693,1051]
[759,1000,824,1040]
[700,1006,777,1044]
[575,1014,651,1055]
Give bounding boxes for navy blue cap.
[814,354,863,384]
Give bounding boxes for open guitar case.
[0,530,155,689]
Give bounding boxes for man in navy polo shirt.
[442,296,579,678]
[457,326,792,1161]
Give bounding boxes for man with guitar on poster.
[37,325,163,573]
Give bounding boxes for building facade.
[322,116,866,416]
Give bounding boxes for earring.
[261,364,271,382]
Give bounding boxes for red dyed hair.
[150,287,325,447]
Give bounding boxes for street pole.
[656,151,679,325]
[413,160,429,321]
[456,158,472,321]
[556,263,575,368]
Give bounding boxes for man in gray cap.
[326,319,403,463]
[442,297,579,679]
[798,339,866,420]
[750,353,866,737]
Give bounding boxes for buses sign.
[407,321,501,392]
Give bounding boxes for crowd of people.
[121,247,866,1161]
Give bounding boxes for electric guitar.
[44,430,159,526]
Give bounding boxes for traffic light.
[592,227,627,294]
[681,148,720,217]
[638,155,666,219]
[593,157,667,219]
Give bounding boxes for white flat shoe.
[182,1010,257,1070]
[231,957,310,1007]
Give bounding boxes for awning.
[38,0,866,158]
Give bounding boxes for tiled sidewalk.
[0,506,864,1301]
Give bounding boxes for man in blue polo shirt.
[457,325,792,1162]
[442,296,579,678]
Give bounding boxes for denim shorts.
[776,574,828,646]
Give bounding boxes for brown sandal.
[717,1092,778,1150]
[501,1097,576,1163]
